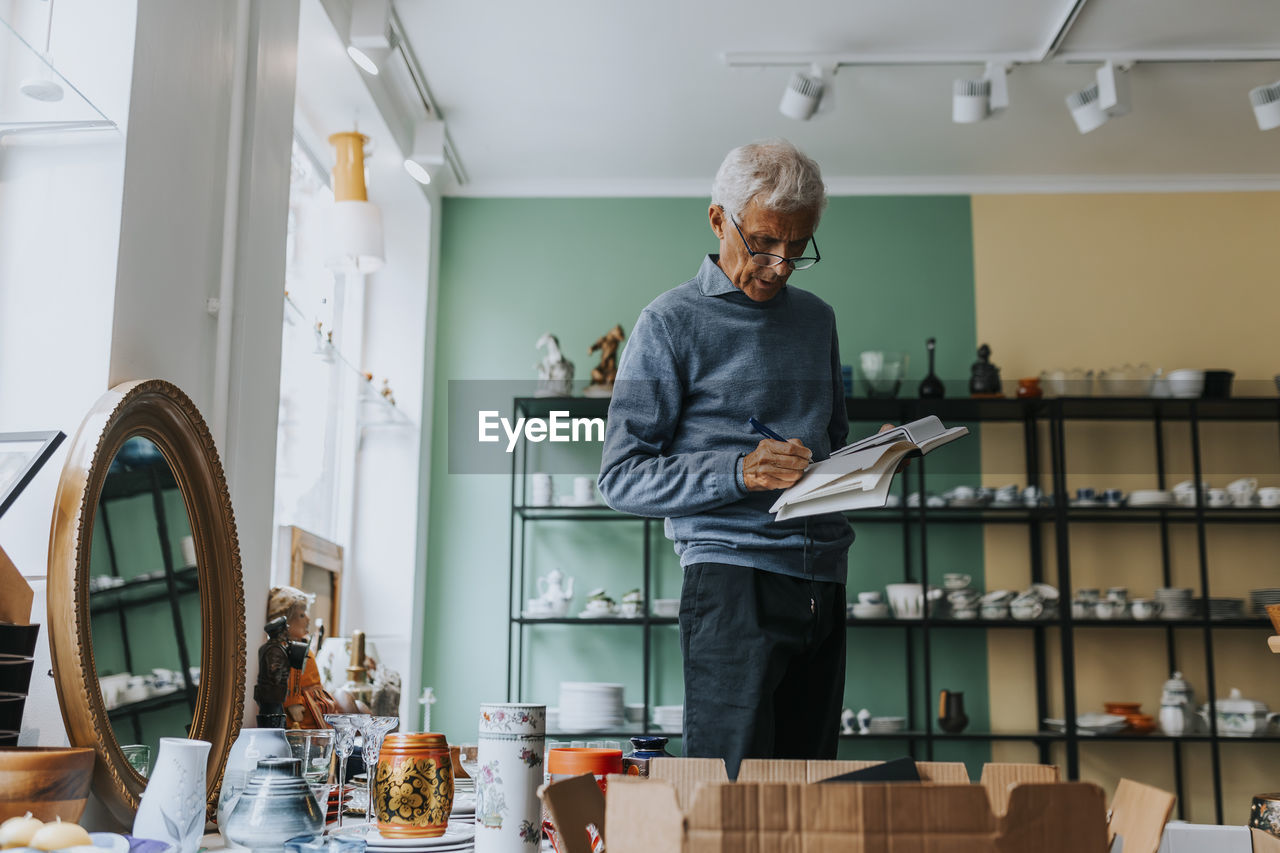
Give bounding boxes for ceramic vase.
[375,732,454,838]
[217,727,293,843]
[475,702,546,852]
[133,737,211,853]
[224,758,324,853]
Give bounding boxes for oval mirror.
[49,380,245,824]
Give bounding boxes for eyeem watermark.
[478,410,605,452]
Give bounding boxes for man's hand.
[880,423,911,473]
[742,438,812,491]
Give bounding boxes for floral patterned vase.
[133,737,211,853]
[475,702,545,853]
[375,733,454,838]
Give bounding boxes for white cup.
[531,472,553,506]
[584,598,612,614]
[180,535,197,567]
[1227,478,1258,506]
[1207,489,1231,508]
[943,573,972,590]
[1259,487,1280,508]
[885,583,924,619]
[573,476,596,505]
[857,591,883,605]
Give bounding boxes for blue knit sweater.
[598,255,854,582]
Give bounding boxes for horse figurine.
[535,332,574,397]
[584,324,625,398]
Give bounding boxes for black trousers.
[679,561,846,779]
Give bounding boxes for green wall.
[423,196,989,773]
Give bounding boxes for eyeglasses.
[729,215,820,270]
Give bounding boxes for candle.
[0,813,43,849]
[29,819,91,851]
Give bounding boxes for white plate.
[332,822,475,848]
[576,610,619,618]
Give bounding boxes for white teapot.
[536,569,574,617]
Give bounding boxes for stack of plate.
[1208,597,1245,621]
[867,716,907,734]
[332,823,476,852]
[1042,714,1127,735]
[558,682,625,732]
[652,705,683,732]
[1128,490,1175,508]
[1249,588,1280,617]
[450,787,476,821]
[1155,588,1195,619]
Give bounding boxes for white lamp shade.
[325,200,385,273]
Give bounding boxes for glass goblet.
[357,715,399,826]
[285,728,335,819]
[324,714,358,828]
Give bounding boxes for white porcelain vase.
[475,702,546,853]
[216,728,293,844]
[133,737,212,853]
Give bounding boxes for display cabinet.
[506,394,1280,823]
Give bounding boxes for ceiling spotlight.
[1095,60,1131,116]
[952,78,991,123]
[348,0,393,76]
[1249,81,1280,130]
[1066,83,1108,134]
[779,65,829,121]
[403,119,446,186]
[952,62,1009,124]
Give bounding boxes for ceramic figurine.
[133,738,211,853]
[969,344,1004,398]
[267,586,337,730]
[534,333,574,398]
[255,616,298,729]
[918,338,945,399]
[584,324,625,398]
[856,708,871,734]
[475,703,545,853]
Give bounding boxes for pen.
[748,417,787,442]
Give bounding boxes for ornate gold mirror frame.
[48,380,246,824]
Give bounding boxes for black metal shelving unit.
[95,458,200,745]
[506,394,1280,823]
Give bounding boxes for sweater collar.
[697,254,789,306]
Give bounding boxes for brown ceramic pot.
[0,746,96,822]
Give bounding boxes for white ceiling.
[394,0,1280,196]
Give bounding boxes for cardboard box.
[540,758,1176,853]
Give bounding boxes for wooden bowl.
[0,746,96,822]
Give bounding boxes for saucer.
[578,609,618,618]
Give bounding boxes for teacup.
[980,603,1009,620]
[1101,488,1124,506]
[1106,587,1128,603]
[1131,599,1161,620]
[1227,477,1258,502]
[951,607,978,620]
[584,598,613,615]
[1011,601,1043,620]
[1077,588,1100,603]
[858,591,883,606]
[885,583,924,619]
[1071,600,1092,620]
[1023,485,1042,506]
[1095,599,1127,620]
[950,486,976,500]
[1261,487,1280,508]
[1207,488,1231,508]
[619,601,642,618]
[1075,487,1097,502]
[943,573,972,590]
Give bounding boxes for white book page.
[830,416,946,458]
[768,444,896,513]
[773,455,903,520]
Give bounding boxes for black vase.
[938,689,969,734]
[919,337,945,399]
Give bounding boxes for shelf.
[844,617,1272,629]
[840,730,1280,742]
[516,505,640,521]
[517,617,670,626]
[105,688,191,719]
[89,566,199,615]
[547,731,681,740]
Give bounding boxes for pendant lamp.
[325,130,385,273]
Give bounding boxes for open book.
[769,416,969,521]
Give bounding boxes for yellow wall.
[971,192,1280,825]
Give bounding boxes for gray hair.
[711,139,827,222]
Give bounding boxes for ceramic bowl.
[1166,369,1205,399]
[0,746,96,822]
[850,603,890,620]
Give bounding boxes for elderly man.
[598,140,853,778]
